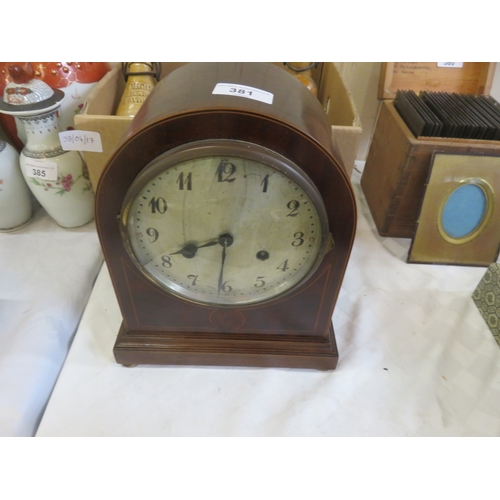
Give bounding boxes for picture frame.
[408,152,500,266]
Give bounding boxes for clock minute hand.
[217,240,227,297]
[217,233,233,297]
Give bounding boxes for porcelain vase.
[0,139,33,231]
[17,108,94,228]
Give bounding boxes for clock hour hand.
[170,240,219,259]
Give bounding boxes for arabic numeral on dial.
[277,260,289,272]
[287,200,300,217]
[177,172,192,190]
[216,160,236,182]
[254,276,266,288]
[149,196,167,214]
[146,227,159,243]
[187,274,199,286]
[161,255,172,268]
[292,232,305,247]
[221,281,232,293]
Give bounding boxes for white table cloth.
[36,166,500,436]
[0,206,103,436]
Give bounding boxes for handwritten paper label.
[25,158,58,181]
[437,62,464,68]
[59,130,103,152]
[212,83,274,105]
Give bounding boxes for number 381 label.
[212,83,274,105]
[24,158,58,181]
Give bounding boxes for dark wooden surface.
[95,62,356,370]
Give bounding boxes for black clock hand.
[198,241,220,249]
[170,240,219,259]
[217,233,233,297]
[217,241,227,297]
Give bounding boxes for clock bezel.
[119,139,330,307]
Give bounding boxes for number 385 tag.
[24,158,58,181]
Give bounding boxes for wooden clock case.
[95,62,357,370]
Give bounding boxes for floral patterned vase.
[0,139,33,231]
[0,64,94,228]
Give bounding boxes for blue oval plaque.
[441,184,487,239]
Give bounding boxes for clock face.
[121,140,329,306]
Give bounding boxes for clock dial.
[121,141,328,306]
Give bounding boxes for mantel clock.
[95,62,356,370]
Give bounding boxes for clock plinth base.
[113,323,339,371]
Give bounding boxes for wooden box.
[361,62,499,238]
[75,63,362,189]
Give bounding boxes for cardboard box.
[377,62,496,100]
[75,63,362,189]
[361,62,499,238]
